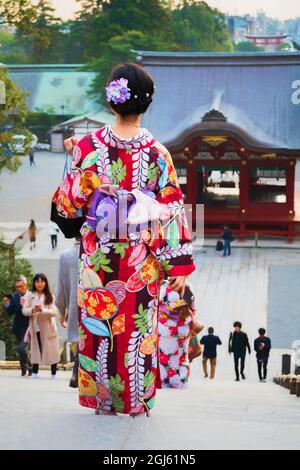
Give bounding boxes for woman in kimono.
[52,63,196,416]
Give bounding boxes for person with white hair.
[2,276,32,376]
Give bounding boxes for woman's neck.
[112,114,142,139]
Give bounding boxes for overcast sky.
[51,0,300,21]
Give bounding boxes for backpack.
[216,240,224,251]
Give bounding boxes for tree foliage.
[18,0,61,63]
[170,1,233,52]
[0,0,37,32]
[235,41,265,52]
[0,67,31,173]
[0,0,235,107]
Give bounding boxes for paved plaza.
[1,364,300,450]
[0,152,300,450]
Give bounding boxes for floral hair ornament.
[106,78,131,105]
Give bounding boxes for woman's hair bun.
[106,62,155,117]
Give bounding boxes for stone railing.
[273,374,300,398]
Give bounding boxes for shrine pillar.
[239,160,249,241]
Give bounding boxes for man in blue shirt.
[200,327,222,379]
[2,275,32,376]
[254,328,272,382]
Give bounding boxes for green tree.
[74,0,176,60]
[24,0,61,63]
[0,0,37,33]
[0,242,33,360]
[25,107,68,143]
[87,29,178,104]
[0,1,65,64]
[170,0,233,52]
[0,67,30,173]
[74,1,178,102]
[235,41,265,52]
[0,30,31,64]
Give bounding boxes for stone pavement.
[1,246,300,450]
[1,365,300,450]
[191,247,300,360]
[0,152,66,223]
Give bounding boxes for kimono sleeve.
[154,144,196,277]
[52,138,100,219]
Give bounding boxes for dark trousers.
[257,359,268,380]
[70,350,79,386]
[72,351,79,377]
[16,337,32,373]
[234,354,245,379]
[51,234,57,249]
[32,332,57,375]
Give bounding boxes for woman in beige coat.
[28,219,37,250]
[22,273,60,378]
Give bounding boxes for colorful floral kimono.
[52,125,196,414]
[158,282,193,389]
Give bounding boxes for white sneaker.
[51,374,56,380]
[31,373,39,379]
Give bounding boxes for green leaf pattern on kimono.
[81,151,100,170]
[111,158,126,184]
[144,370,155,389]
[113,242,129,259]
[109,374,125,413]
[166,219,180,249]
[147,162,158,182]
[79,354,99,372]
[78,326,87,340]
[89,250,113,273]
[160,259,172,272]
[133,304,149,335]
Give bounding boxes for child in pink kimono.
[158,280,200,389]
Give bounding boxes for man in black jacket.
[229,321,251,381]
[2,276,32,376]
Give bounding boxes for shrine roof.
[4,64,98,115]
[135,51,300,152]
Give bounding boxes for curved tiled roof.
[135,51,300,151]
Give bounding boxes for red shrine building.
[136,51,300,242]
